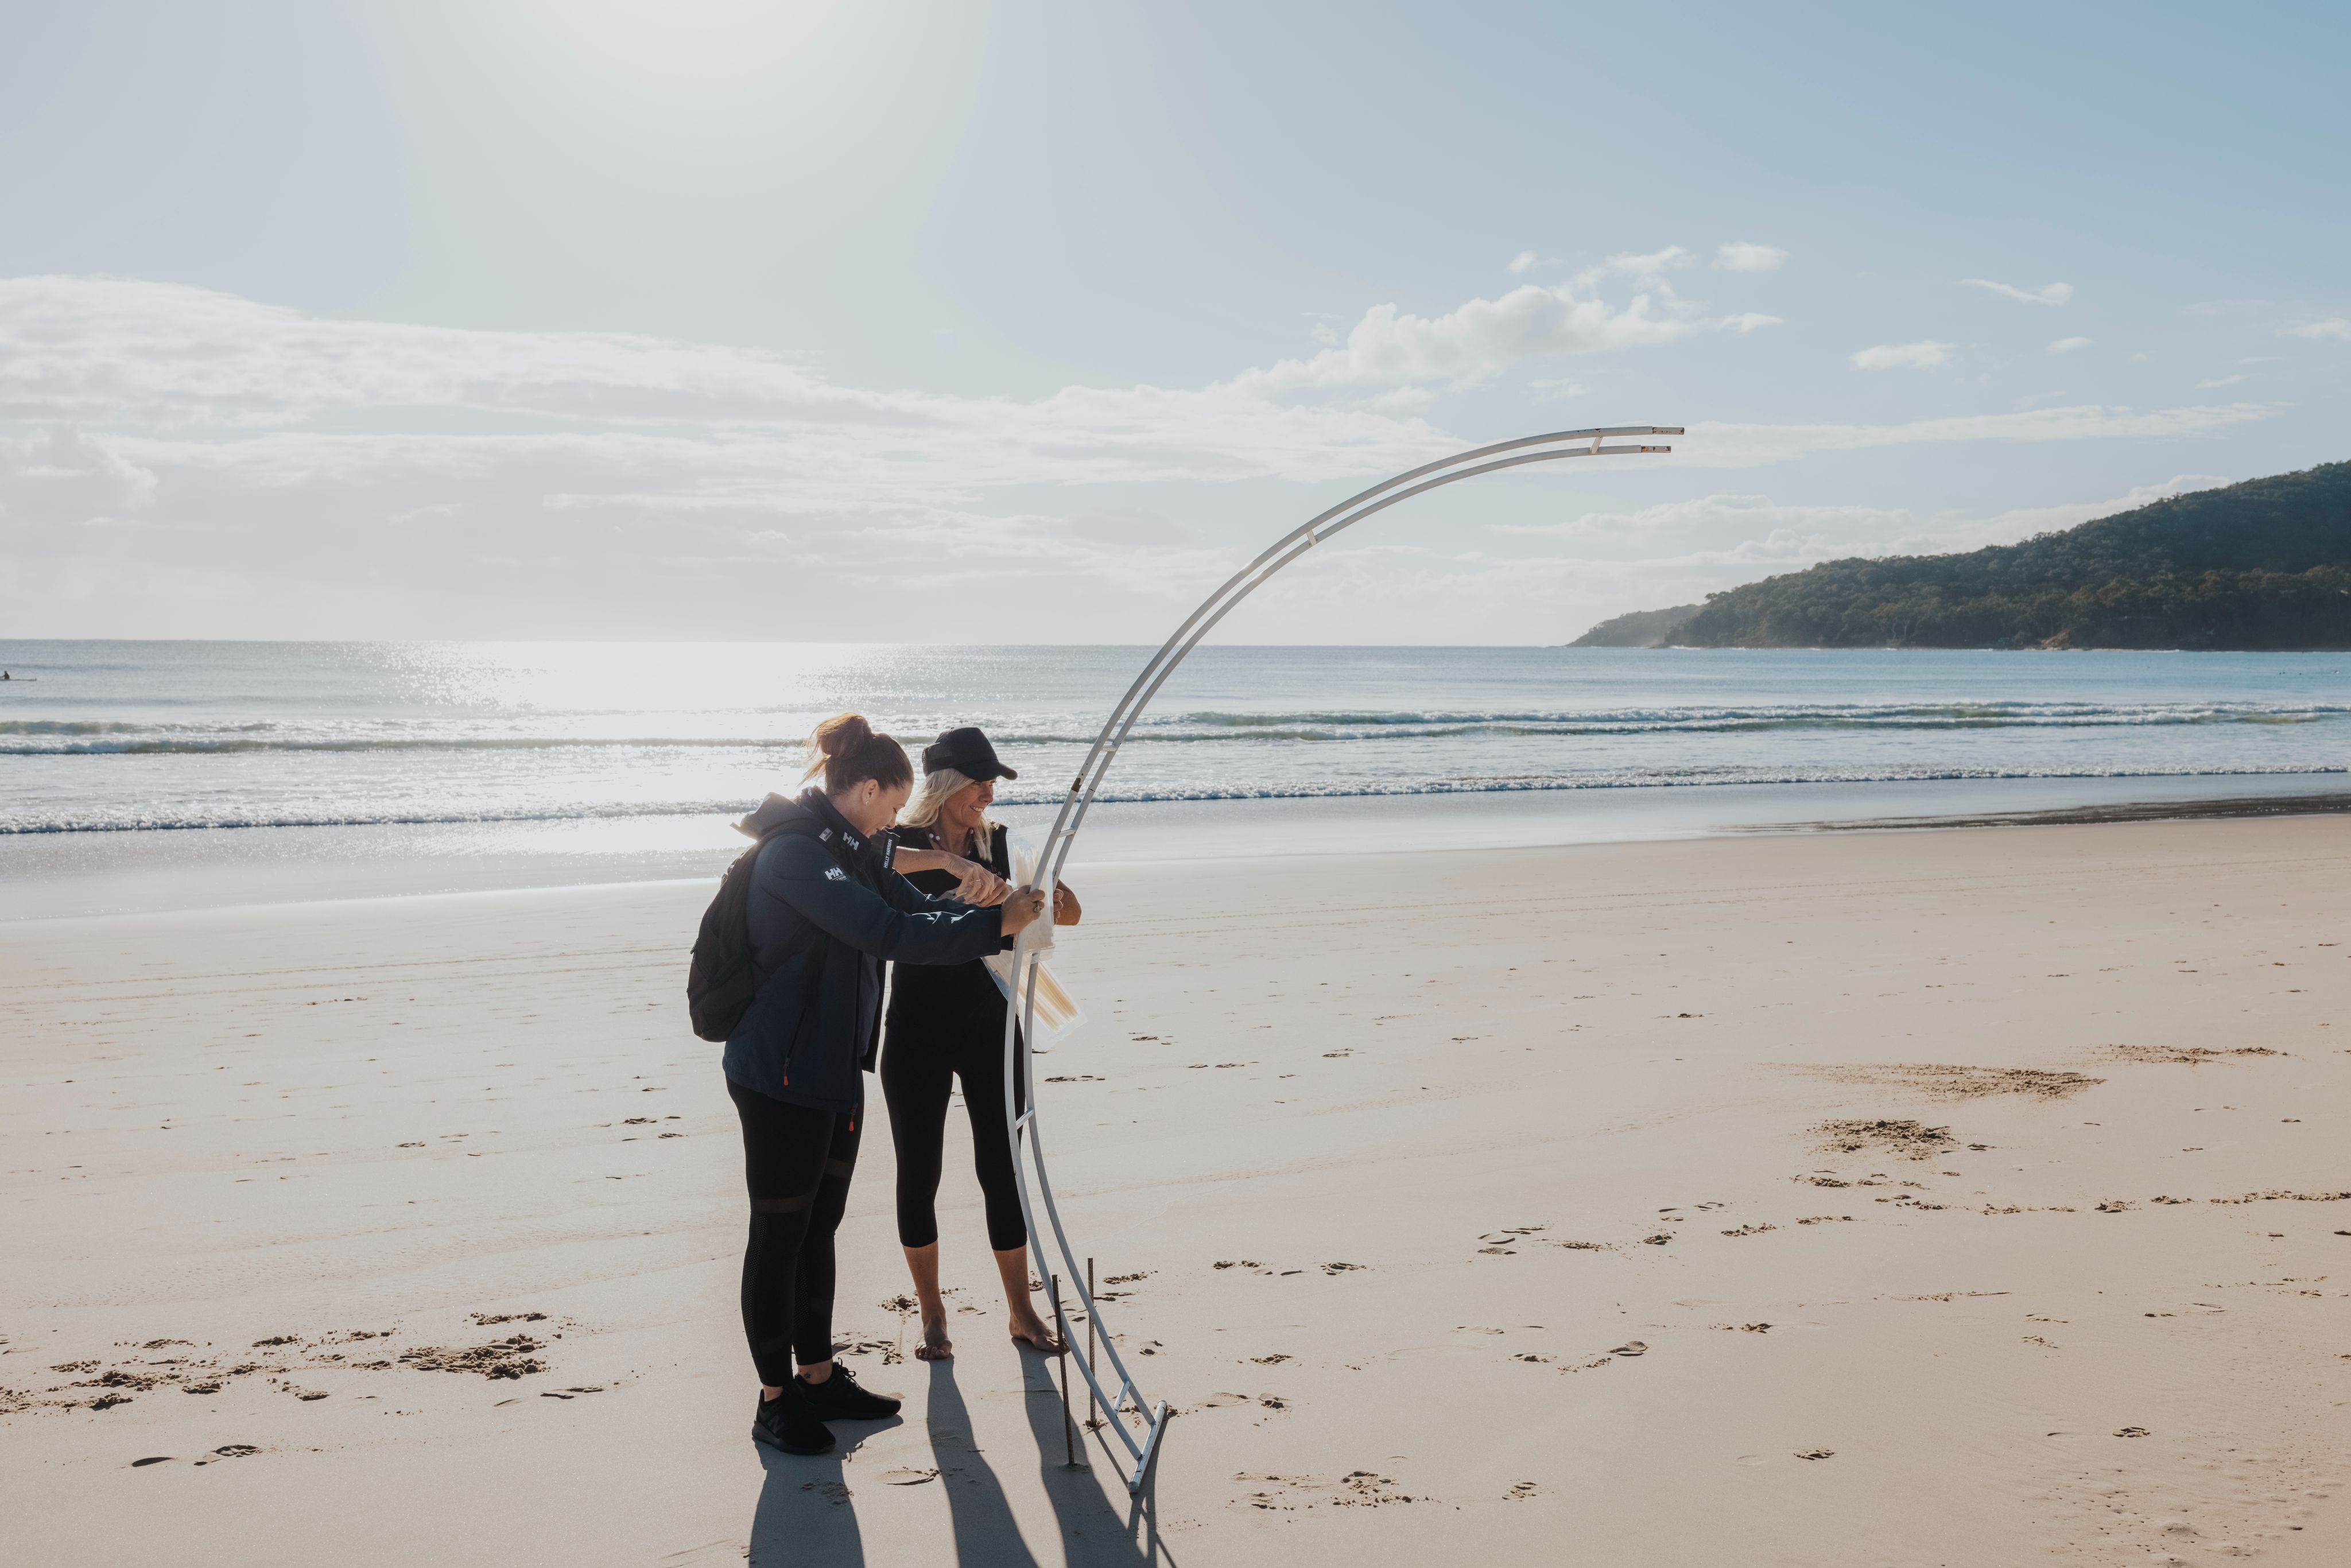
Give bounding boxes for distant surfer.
[883,726,1084,1361]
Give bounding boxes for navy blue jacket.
[722,789,1006,1113]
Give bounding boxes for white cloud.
[2285,317,2351,341]
[1850,340,1953,370]
[1715,312,1784,335]
[2195,374,2245,389]
[1529,377,1587,400]
[1507,250,1539,275]
[1679,403,2269,467]
[1233,282,1702,394]
[0,275,2282,638]
[2047,336,2093,354]
[1961,278,2074,306]
[1589,246,1694,283]
[1714,242,1787,273]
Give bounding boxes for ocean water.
[3,641,2348,917]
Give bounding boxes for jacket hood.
[735,789,819,840]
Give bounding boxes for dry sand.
[3,817,2348,1566]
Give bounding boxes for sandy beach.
[5,815,2348,1566]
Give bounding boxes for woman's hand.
[998,888,1048,938]
[1052,882,1083,926]
[942,856,1011,906]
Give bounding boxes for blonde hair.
[899,766,996,860]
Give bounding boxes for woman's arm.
[890,846,1010,906]
[758,837,1038,963]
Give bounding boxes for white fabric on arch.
[981,826,1086,1051]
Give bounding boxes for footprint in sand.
[1227,1470,1422,1512]
[1795,1448,1835,1461]
[1608,1341,1648,1357]
[880,1468,940,1485]
[193,1445,259,1465]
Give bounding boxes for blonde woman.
[882,727,1081,1360]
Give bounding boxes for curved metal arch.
[999,425,1681,1493]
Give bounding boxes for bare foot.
[914,1314,955,1361]
[1009,1314,1064,1353]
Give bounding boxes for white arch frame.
[999,425,1681,1493]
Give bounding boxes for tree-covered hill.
[1585,462,2351,650]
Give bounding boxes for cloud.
[1715,313,1784,335]
[1507,250,1539,275]
[1961,278,2074,306]
[1589,246,1694,284]
[2047,336,2093,354]
[1233,282,1703,394]
[2284,317,2351,341]
[0,275,2283,638]
[1850,340,1953,370]
[2195,374,2245,389]
[1714,242,1787,273]
[1679,403,2270,467]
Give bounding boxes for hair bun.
[813,712,874,757]
[801,712,913,795]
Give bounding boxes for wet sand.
[3,818,2348,1565]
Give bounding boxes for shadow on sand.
[745,1410,898,1567]
[743,1357,1173,1567]
[1012,1349,1172,1568]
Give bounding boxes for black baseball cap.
[921,725,1017,782]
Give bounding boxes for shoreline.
[1783,789,2351,833]
[7,769,2351,924]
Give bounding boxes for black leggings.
[727,1076,861,1387]
[879,1022,1027,1253]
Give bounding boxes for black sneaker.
[796,1364,901,1421]
[752,1390,833,1455]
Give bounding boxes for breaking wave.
[3,701,2341,755]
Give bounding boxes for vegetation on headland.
[1568,603,1702,649]
[1570,461,2351,650]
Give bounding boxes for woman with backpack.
[882,725,1083,1363]
[720,713,1046,1456]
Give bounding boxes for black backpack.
[686,818,867,1042]
[689,820,831,1042]
[686,836,774,1043]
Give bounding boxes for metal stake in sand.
[1087,1256,1097,1433]
[1050,1273,1079,1469]
[1001,424,1683,1495]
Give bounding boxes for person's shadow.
[743,1359,1173,1567]
[745,1410,897,1567]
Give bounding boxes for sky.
[2,0,2347,645]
